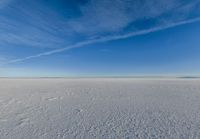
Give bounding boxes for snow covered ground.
[0,78,200,139]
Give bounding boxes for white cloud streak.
[3,17,200,65]
[1,0,199,49]
[0,1,74,49]
[68,0,200,35]
[73,0,172,33]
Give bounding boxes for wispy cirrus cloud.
[0,0,76,49]
[1,0,199,49]
[68,0,200,35]
[3,16,200,65]
[0,0,200,65]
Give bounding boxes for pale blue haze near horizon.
[0,0,200,77]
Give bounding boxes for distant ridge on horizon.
[0,76,200,79]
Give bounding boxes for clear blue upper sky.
[0,0,200,77]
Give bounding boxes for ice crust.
[0,78,200,139]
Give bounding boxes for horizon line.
[0,75,200,79]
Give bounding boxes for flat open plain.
[0,78,200,139]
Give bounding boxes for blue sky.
[0,0,200,77]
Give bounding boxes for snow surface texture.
[0,78,200,139]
